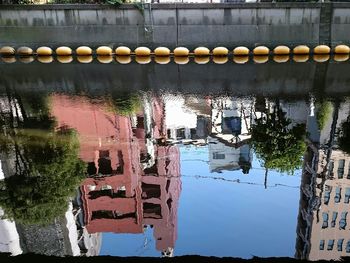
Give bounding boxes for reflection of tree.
[250,102,306,174]
[107,91,141,116]
[316,100,332,131]
[0,89,85,225]
[338,117,350,154]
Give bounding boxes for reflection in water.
[296,100,350,261]
[0,84,349,259]
[51,94,180,257]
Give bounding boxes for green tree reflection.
[0,90,85,225]
[107,91,141,116]
[250,102,306,174]
[316,100,332,131]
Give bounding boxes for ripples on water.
[0,60,349,260]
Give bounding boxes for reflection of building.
[165,94,198,142]
[51,94,181,256]
[295,99,350,260]
[209,97,254,174]
[0,206,22,256]
[0,97,101,257]
[308,150,350,260]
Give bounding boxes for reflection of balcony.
[143,203,162,219]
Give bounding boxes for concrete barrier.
[0,3,350,49]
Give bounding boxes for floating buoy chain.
[0,44,349,64]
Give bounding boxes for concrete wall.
[0,3,350,49]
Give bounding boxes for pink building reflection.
[51,94,181,256]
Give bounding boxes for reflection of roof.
[211,164,241,173]
[210,134,250,149]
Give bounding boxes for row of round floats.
[0,45,350,64]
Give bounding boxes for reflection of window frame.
[322,212,329,229]
[221,116,241,135]
[345,188,350,204]
[339,212,348,230]
[324,185,332,205]
[331,212,338,228]
[337,239,344,251]
[327,239,334,251]
[213,152,225,160]
[335,187,342,203]
[346,240,350,253]
[320,240,325,250]
[176,128,186,139]
[338,159,345,179]
[143,202,162,219]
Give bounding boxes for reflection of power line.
[181,174,299,189]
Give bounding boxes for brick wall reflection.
[51,94,181,256]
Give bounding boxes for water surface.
[0,59,350,261]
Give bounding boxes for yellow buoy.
[334,45,350,54]
[17,47,33,56]
[155,56,171,64]
[173,47,189,57]
[273,55,289,63]
[233,56,249,64]
[313,45,330,54]
[97,55,113,64]
[56,46,72,56]
[212,47,228,56]
[233,46,249,56]
[77,55,93,63]
[213,56,228,64]
[0,46,15,56]
[2,56,16,63]
[135,47,151,56]
[253,55,269,64]
[96,46,112,56]
[136,56,151,64]
[115,46,131,56]
[37,55,53,63]
[334,54,349,62]
[57,55,73,63]
[36,46,52,56]
[194,56,210,64]
[19,56,34,63]
[273,46,290,55]
[154,47,170,56]
[174,56,189,64]
[116,55,131,64]
[194,47,210,56]
[293,55,309,63]
[313,54,330,62]
[76,46,92,56]
[293,45,310,55]
[253,46,269,56]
